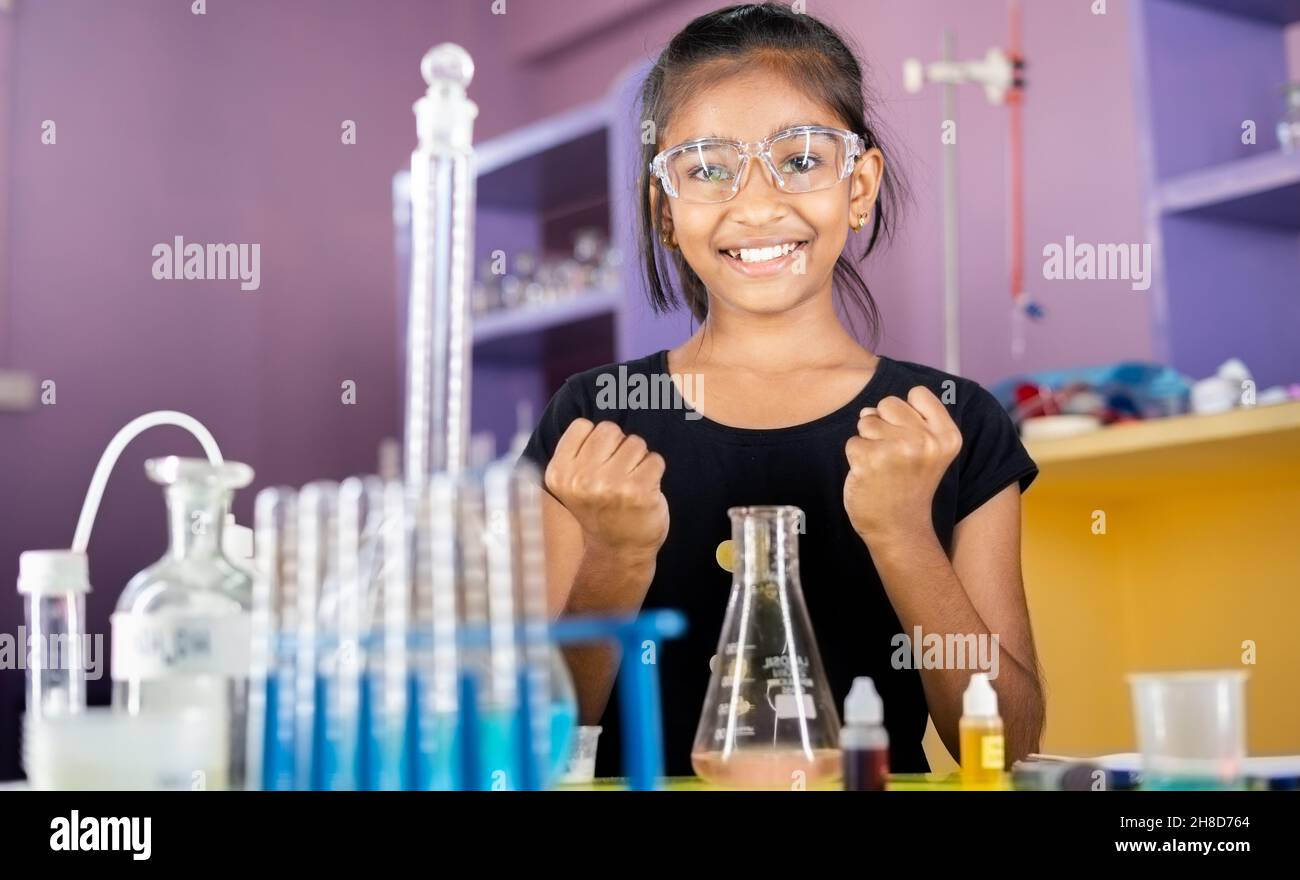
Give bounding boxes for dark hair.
[638,2,908,345]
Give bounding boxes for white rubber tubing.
[71,410,224,554]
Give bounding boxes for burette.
[405,44,478,486]
[903,0,1041,369]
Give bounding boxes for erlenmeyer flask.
[691,506,841,788]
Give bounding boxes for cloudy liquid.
[692,749,842,789]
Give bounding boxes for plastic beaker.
[1127,670,1247,790]
[24,706,226,791]
[691,506,841,789]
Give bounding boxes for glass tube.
[18,550,89,719]
[404,44,479,487]
[413,474,461,789]
[294,481,338,790]
[250,487,298,791]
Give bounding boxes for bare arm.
[866,483,1044,763]
[540,490,658,723]
[537,417,669,725]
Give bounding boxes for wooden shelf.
[1158,151,1300,228]
[1028,399,1300,463]
[1025,401,1300,494]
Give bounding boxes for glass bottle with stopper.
[112,456,256,790]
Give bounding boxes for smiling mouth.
[719,241,809,266]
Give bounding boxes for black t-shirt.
[520,349,1038,778]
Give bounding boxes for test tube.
[295,481,339,790]
[455,475,522,789]
[250,487,298,791]
[374,480,411,790]
[326,477,372,791]
[412,474,461,789]
[426,470,462,785]
[484,460,551,790]
[17,551,90,719]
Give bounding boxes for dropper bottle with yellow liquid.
[959,673,1005,788]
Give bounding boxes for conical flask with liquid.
[691,506,841,788]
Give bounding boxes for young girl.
[522,2,1044,779]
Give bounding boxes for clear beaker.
[1127,670,1248,790]
[111,456,255,791]
[691,506,841,789]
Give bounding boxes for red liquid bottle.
[841,677,889,791]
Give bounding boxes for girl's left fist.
[843,385,962,542]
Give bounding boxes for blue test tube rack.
[262,609,686,792]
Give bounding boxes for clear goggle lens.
[662,129,855,203]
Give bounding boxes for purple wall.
[0,0,521,775]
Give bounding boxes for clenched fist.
[545,418,669,557]
[843,385,962,542]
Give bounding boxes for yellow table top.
[559,773,1011,791]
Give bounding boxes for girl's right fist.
[545,418,669,556]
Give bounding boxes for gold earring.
[851,212,868,233]
[661,231,677,250]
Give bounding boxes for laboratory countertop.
[561,773,1001,792]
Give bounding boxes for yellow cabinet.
[923,402,1300,770]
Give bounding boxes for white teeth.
[727,242,802,263]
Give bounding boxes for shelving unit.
[472,288,621,347]
[1172,0,1300,24]
[1158,150,1300,227]
[1129,0,1300,389]
[1005,6,1300,760]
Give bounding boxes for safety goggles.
[649,125,864,204]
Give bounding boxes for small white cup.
[558,725,602,784]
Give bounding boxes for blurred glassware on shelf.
[514,251,538,282]
[1279,82,1300,153]
[573,227,604,265]
[500,274,524,310]
[473,257,503,314]
[470,228,621,317]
